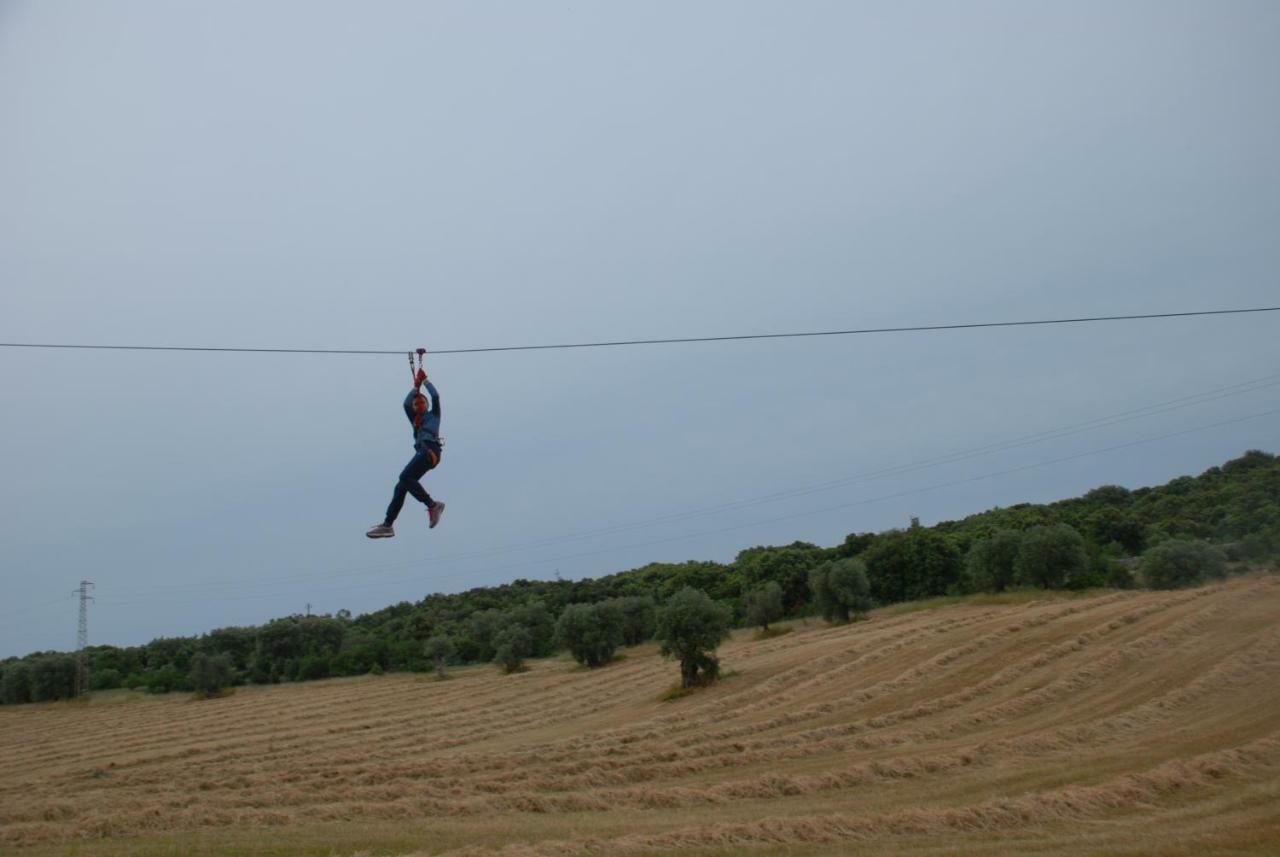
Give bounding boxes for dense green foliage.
[614,596,658,646]
[0,655,77,704]
[493,626,531,674]
[742,582,784,631]
[188,652,235,698]
[3,449,1276,704]
[862,519,964,602]
[1142,539,1229,589]
[555,602,625,668]
[1015,524,1090,589]
[656,588,733,688]
[809,558,873,623]
[735,543,825,611]
[966,529,1022,592]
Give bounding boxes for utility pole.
[72,580,94,696]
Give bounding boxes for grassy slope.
[2,576,1278,857]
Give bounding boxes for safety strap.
[408,348,428,431]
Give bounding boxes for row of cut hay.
[654,587,1194,753]
[2,578,1276,851]
[432,588,1261,799]
[455,615,1280,816]
[15,590,1249,833]
[0,586,1209,800]
[428,735,1280,857]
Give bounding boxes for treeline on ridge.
[3,449,1277,704]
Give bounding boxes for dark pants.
[384,447,439,525]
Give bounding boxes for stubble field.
[2,575,1279,856]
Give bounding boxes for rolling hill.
[2,575,1278,856]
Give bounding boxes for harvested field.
[2,576,1279,856]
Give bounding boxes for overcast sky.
[2,1,1278,658]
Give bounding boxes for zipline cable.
[2,307,1278,356]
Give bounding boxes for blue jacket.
[404,381,442,452]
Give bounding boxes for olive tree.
[425,635,454,679]
[555,602,624,667]
[742,581,784,631]
[808,558,873,623]
[966,529,1022,592]
[656,588,732,689]
[493,626,531,674]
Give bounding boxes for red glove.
[414,368,428,387]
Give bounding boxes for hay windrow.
[2,577,1278,855]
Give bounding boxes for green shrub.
[1237,525,1280,560]
[89,668,123,691]
[1015,524,1089,589]
[1142,539,1228,590]
[188,652,234,698]
[330,645,378,677]
[1106,561,1137,590]
[144,665,186,694]
[296,655,330,681]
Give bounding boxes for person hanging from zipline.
[367,350,445,538]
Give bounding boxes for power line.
[1,307,1277,357]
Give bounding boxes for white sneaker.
[366,523,395,539]
[428,502,446,529]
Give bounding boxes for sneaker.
[366,523,395,539]
[428,502,446,529]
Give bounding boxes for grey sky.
[2,1,1278,658]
